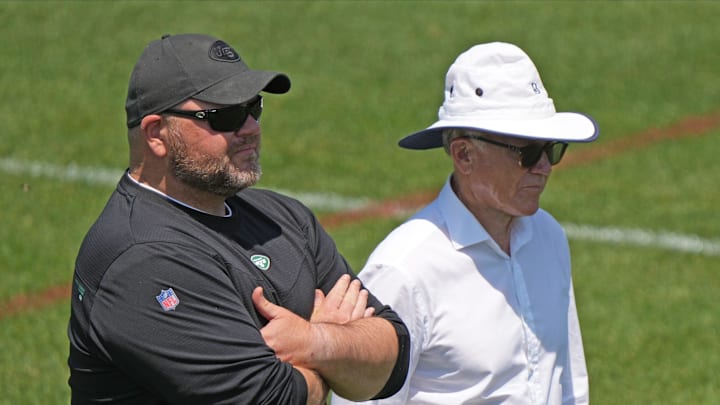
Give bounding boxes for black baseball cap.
[125,33,291,128]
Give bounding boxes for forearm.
[296,366,329,405]
[309,317,398,401]
[253,283,407,401]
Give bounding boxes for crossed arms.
[253,274,404,404]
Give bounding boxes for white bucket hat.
[399,42,599,149]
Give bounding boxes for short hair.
[442,128,466,154]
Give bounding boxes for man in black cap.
[67,33,409,405]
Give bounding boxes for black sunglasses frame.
[464,134,568,168]
[163,96,263,132]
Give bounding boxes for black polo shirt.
[68,174,409,404]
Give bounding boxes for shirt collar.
[125,171,233,217]
[437,175,534,254]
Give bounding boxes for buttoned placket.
[509,256,543,404]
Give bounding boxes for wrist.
[306,322,333,369]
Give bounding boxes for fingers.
[314,289,324,307]
[350,288,369,320]
[252,287,280,321]
[311,289,324,319]
[310,275,376,323]
[338,278,363,315]
[326,274,365,313]
[326,275,375,322]
[324,274,352,309]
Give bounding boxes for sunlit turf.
[1,1,719,404]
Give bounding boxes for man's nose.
[234,115,260,136]
[530,151,553,175]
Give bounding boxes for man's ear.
[140,114,168,157]
[450,139,474,174]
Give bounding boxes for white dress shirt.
[332,177,588,404]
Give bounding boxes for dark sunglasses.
[465,134,569,168]
[163,96,263,132]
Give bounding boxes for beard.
[165,124,262,198]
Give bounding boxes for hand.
[252,275,375,366]
[253,282,398,401]
[253,287,314,366]
[311,274,375,324]
[253,289,330,404]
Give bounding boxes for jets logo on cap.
[209,40,240,62]
[251,254,271,271]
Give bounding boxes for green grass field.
[1,1,719,403]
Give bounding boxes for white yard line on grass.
[3,157,719,256]
[562,223,720,256]
[1,157,121,187]
[0,157,368,212]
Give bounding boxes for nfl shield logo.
[156,288,180,311]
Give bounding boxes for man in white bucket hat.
[332,42,597,404]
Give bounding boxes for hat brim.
[399,112,599,149]
[194,70,291,105]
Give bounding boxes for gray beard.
[166,127,262,198]
[173,155,262,197]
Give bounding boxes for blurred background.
[1,1,718,403]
